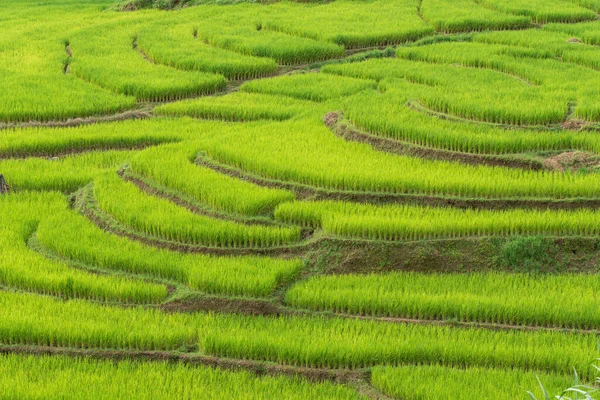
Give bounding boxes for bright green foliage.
[0,354,362,400]
[275,201,600,239]
[155,92,319,121]
[137,23,278,80]
[197,22,345,65]
[0,192,167,303]
[371,365,573,400]
[1,290,598,377]
[474,0,597,23]
[342,87,600,155]
[93,173,301,248]
[421,0,531,33]
[37,209,302,297]
[0,150,135,192]
[263,0,434,48]
[129,142,295,216]
[286,271,600,329]
[325,58,570,125]
[0,5,135,122]
[241,73,376,102]
[69,20,226,101]
[197,119,600,199]
[0,120,180,158]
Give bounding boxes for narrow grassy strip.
[93,173,301,248]
[342,87,600,155]
[263,0,434,48]
[37,208,302,298]
[474,0,597,23]
[421,0,531,33]
[0,191,166,303]
[129,142,295,216]
[371,365,574,400]
[240,73,376,102]
[155,92,320,122]
[286,271,600,329]
[0,119,181,158]
[69,19,226,101]
[0,290,597,377]
[275,200,600,240]
[0,150,135,192]
[196,119,600,199]
[0,354,361,400]
[137,23,278,80]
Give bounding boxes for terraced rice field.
[4,0,600,398]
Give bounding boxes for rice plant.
[93,173,301,248]
[0,354,361,400]
[286,271,600,329]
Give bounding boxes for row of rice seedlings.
[0,119,181,158]
[69,20,226,102]
[240,72,376,102]
[473,28,600,72]
[0,37,135,123]
[198,119,600,199]
[93,173,301,248]
[36,208,302,298]
[275,200,600,240]
[0,149,135,193]
[0,354,360,400]
[2,289,597,377]
[0,192,166,303]
[545,20,600,46]
[136,23,278,80]
[342,87,600,155]
[324,57,571,125]
[262,0,434,48]
[128,142,295,216]
[420,0,531,33]
[474,0,598,23]
[286,271,600,329]
[196,22,344,65]
[371,365,574,400]
[155,92,321,122]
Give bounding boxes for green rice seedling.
[195,18,344,65]
[129,142,295,216]
[262,0,434,48]
[241,72,376,102]
[371,365,574,400]
[0,150,136,192]
[341,87,600,155]
[0,119,181,158]
[137,23,278,80]
[0,191,167,303]
[420,0,531,33]
[37,209,302,298]
[69,19,226,101]
[155,92,320,121]
[474,0,597,23]
[0,18,135,122]
[1,290,598,377]
[325,57,571,125]
[93,173,300,248]
[0,354,362,400]
[286,271,600,329]
[275,200,600,240]
[196,119,600,200]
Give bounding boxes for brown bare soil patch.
[543,151,600,172]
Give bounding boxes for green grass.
[0,354,363,400]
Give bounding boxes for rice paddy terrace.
[4,0,600,398]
